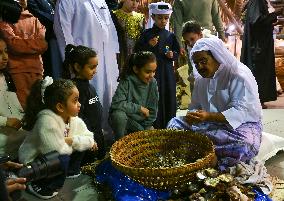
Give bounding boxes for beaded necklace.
[113,9,144,40]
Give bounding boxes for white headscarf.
[190,37,239,78]
[146,1,172,30]
[190,37,259,102]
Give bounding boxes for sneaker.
[66,171,81,179]
[27,183,58,199]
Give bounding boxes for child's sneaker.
[27,183,58,199]
[66,171,81,179]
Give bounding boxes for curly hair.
[23,79,76,131]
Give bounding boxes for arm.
[0,116,7,127]
[110,80,141,114]
[0,20,47,55]
[211,0,225,40]
[53,0,75,59]
[171,33,181,61]
[71,117,95,152]
[221,75,259,129]
[170,0,184,46]
[37,116,72,155]
[254,12,278,28]
[142,79,159,128]
[188,80,202,111]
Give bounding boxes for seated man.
[167,37,262,171]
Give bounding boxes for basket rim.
[110,129,215,171]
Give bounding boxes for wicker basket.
[110,129,215,190]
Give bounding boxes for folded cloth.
[229,160,273,194]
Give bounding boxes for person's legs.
[199,122,262,171]
[167,118,262,170]
[67,151,85,178]
[109,111,128,140]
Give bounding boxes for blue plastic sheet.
[253,188,273,201]
[96,160,170,201]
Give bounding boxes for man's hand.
[0,161,23,170]
[185,110,209,124]
[6,178,26,193]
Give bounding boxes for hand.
[149,36,159,47]
[90,142,98,152]
[180,48,186,56]
[165,50,173,59]
[6,118,22,130]
[6,178,26,193]
[0,162,26,194]
[64,137,73,146]
[185,110,209,124]
[0,161,23,170]
[140,106,150,118]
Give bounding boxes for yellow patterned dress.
[112,9,144,71]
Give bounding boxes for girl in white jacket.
[19,78,97,199]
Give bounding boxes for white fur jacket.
[19,109,95,164]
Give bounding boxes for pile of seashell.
[168,168,255,201]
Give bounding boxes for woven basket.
[110,129,215,190]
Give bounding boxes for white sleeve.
[0,116,7,127]
[221,77,256,129]
[53,0,75,59]
[71,117,95,151]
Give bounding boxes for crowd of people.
[0,0,284,200]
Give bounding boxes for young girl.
[0,34,27,159]
[112,0,145,71]
[135,2,180,129]
[109,51,159,140]
[19,78,97,199]
[63,44,106,162]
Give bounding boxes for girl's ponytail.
[22,79,46,131]
[118,53,136,81]
[62,44,76,79]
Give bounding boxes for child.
[19,78,97,199]
[109,51,159,140]
[135,2,180,129]
[0,34,27,159]
[63,44,106,162]
[112,0,145,71]
[0,0,47,109]
[54,0,119,139]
